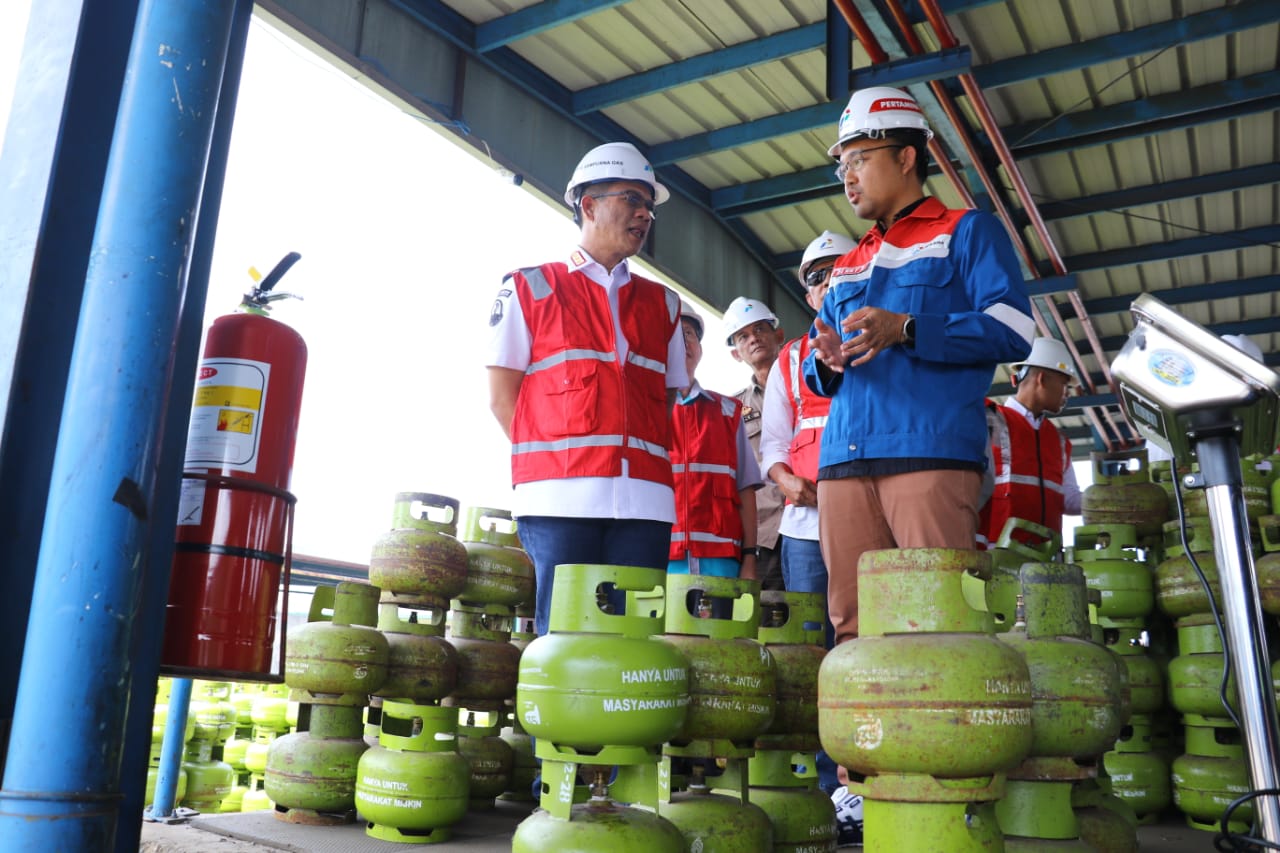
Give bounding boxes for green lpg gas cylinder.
[145,753,188,806]
[1148,460,1177,521]
[1154,518,1221,618]
[240,775,272,812]
[863,799,1003,852]
[757,591,826,735]
[1100,626,1163,716]
[659,782,774,853]
[499,711,538,803]
[355,702,471,843]
[249,690,291,733]
[456,708,514,810]
[1172,723,1253,832]
[999,563,1125,760]
[219,784,248,813]
[1072,779,1138,853]
[222,733,250,773]
[740,750,838,852]
[369,492,468,606]
[264,703,368,815]
[659,574,776,744]
[510,604,536,653]
[180,740,234,811]
[820,549,1033,778]
[1255,514,1280,614]
[1082,450,1169,537]
[152,703,197,747]
[374,600,459,703]
[1242,454,1272,525]
[1102,717,1172,823]
[513,794,686,853]
[1166,614,1238,718]
[191,681,238,745]
[243,728,278,777]
[516,564,690,749]
[284,582,389,698]
[1072,524,1153,620]
[446,602,521,703]
[968,517,1061,632]
[457,507,535,608]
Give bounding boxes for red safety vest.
[980,400,1071,546]
[779,336,830,488]
[509,263,679,486]
[670,390,744,560]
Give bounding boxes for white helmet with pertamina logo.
[828,87,934,157]
[564,141,669,206]
[798,230,857,283]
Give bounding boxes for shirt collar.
[1006,396,1044,428]
[677,380,712,405]
[570,246,630,285]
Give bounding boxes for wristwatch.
[741,546,761,560]
[902,315,916,346]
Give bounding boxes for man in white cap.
[805,86,1035,645]
[668,301,762,583]
[485,141,688,636]
[979,337,1083,547]
[725,296,788,590]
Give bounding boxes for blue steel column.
[0,0,141,769]
[115,2,255,846]
[0,1,237,848]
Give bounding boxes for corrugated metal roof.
[414,0,1278,454]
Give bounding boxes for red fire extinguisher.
[161,252,307,680]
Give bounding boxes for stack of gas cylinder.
[221,682,290,812]
[180,681,238,813]
[744,590,838,850]
[148,679,195,808]
[514,563,689,851]
[512,564,834,851]
[1147,451,1280,833]
[359,491,469,841]
[265,581,388,823]
[449,506,531,811]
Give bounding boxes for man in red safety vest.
[979,336,1083,547]
[485,141,688,636]
[668,301,762,581]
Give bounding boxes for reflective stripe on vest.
[527,348,616,374]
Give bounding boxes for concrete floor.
[137,804,1220,851]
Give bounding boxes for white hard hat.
[1010,337,1077,380]
[679,299,704,341]
[1223,333,1263,362]
[563,141,669,206]
[828,87,934,158]
[722,296,779,346]
[798,230,857,283]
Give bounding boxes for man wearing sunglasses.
[803,87,1036,647]
[485,141,688,636]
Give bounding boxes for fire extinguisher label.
[183,356,271,473]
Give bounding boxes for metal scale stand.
[1112,293,1280,843]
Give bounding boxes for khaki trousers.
[817,469,981,645]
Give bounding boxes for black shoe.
[831,785,864,848]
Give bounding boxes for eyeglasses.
[834,144,905,181]
[804,266,833,289]
[588,190,657,219]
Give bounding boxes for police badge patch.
[489,298,504,326]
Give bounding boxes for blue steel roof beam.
[1081,274,1280,317]
[1037,163,1280,222]
[1006,71,1280,159]
[1057,225,1280,273]
[647,50,969,166]
[976,3,1280,91]
[847,45,972,90]
[385,0,712,208]
[1096,317,1280,353]
[474,0,629,52]
[573,23,826,115]
[827,6,852,101]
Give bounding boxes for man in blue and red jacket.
[804,87,1035,646]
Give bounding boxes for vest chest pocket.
[548,359,602,435]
